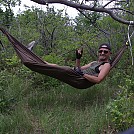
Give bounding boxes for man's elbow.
[95,80,101,84]
[96,78,103,84]
[88,79,101,84]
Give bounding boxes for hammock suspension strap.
[126,21,134,65]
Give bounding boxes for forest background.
[0,0,134,133]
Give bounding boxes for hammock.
[0,28,127,89]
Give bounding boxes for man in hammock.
[0,28,126,89]
[46,43,111,84]
[74,43,111,84]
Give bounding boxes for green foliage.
[107,77,134,131]
[33,44,44,57]
[0,70,30,113]
[5,55,20,67]
[122,76,134,93]
[0,1,134,133]
[0,8,14,27]
[0,71,16,113]
[42,53,64,65]
[0,0,21,27]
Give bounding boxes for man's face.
[98,48,111,61]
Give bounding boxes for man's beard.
[99,55,107,61]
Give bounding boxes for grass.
[26,82,114,134]
[0,72,133,134]
[0,106,33,134]
[38,103,110,134]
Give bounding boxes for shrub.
[107,77,134,131]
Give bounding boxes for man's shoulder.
[103,62,111,68]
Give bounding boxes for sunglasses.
[98,50,109,54]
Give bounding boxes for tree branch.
[109,7,134,15]
[103,0,115,8]
[30,0,134,25]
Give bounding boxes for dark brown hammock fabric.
[0,28,127,89]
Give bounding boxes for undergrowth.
[0,69,133,134]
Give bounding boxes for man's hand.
[76,48,83,59]
[74,67,84,76]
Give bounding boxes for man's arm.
[75,59,81,67]
[83,63,111,83]
[75,49,83,67]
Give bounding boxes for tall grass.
[0,70,33,134]
[0,71,133,134]
[19,82,114,134]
